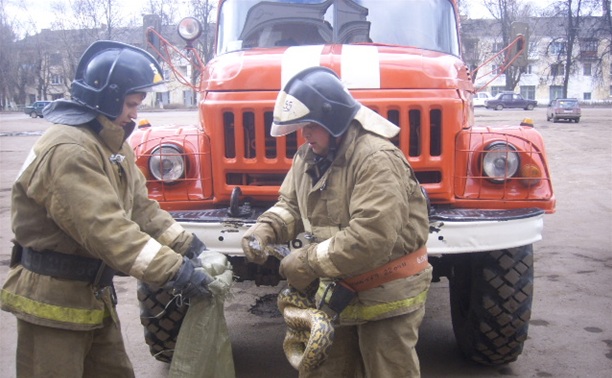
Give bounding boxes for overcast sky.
[4,0,566,37]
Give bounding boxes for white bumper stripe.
[341,45,380,88]
[130,238,163,277]
[427,213,544,255]
[177,212,544,257]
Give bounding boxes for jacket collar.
[93,115,135,153]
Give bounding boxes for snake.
[266,245,335,372]
[276,283,335,372]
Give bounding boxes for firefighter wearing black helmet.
[1,41,222,377]
[242,66,432,377]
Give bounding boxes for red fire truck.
[131,0,555,366]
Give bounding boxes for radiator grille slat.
[222,105,446,186]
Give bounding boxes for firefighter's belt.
[318,247,428,320]
[343,246,428,292]
[18,246,115,287]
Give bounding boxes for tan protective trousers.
[299,306,426,378]
[16,318,135,378]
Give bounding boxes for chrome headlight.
[178,17,202,42]
[149,145,185,183]
[482,142,520,183]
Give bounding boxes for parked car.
[24,101,51,118]
[485,92,537,110]
[547,98,581,123]
[473,92,492,107]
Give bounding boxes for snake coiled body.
[277,284,335,372]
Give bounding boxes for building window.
[491,64,503,75]
[550,41,566,55]
[609,85,612,97]
[51,74,62,85]
[520,86,536,100]
[549,86,563,100]
[551,63,565,76]
[583,92,591,100]
[580,38,598,60]
[49,53,62,65]
[583,63,592,76]
[492,41,504,53]
[491,86,505,96]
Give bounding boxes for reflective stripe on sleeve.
[267,206,297,237]
[0,289,107,325]
[129,238,163,278]
[158,223,185,246]
[313,238,342,277]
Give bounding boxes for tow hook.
[228,187,252,218]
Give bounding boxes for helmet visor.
[270,90,312,137]
[271,120,311,137]
[131,81,168,94]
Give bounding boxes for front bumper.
[170,207,544,257]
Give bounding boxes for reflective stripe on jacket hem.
[0,289,107,326]
[339,289,428,322]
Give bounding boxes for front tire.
[449,245,534,365]
[137,281,188,363]
[495,104,504,111]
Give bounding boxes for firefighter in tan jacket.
[1,41,219,378]
[242,67,433,377]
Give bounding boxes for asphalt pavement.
[1,107,611,377]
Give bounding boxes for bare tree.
[483,0,534,91]
[0,0,17,109]
[71,0,126,40]
[142,0,179,28]
[188,0,216,63]
[543,0,608,98]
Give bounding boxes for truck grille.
[218,101,451,200]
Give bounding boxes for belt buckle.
[317,282,339,321]
[317,281,357,323]
[95,285,118,306]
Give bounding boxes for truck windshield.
[217,0,459,56]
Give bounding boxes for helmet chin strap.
[309,134,342,184]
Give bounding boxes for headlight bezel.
[481,141,520,184]
[148,144,186,184]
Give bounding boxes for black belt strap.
[19,246,114,286]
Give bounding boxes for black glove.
[184,234,207,260]
[166,257,214,299]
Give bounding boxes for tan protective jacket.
[1,116,189,330]
[264,121,432,325]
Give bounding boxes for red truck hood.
[203,44,470,92]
